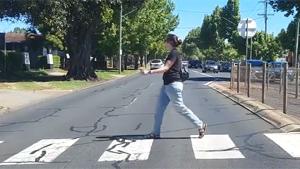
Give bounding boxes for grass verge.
[0,69,137,91]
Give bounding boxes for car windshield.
[206,61,216,65]
[247,60,263,67]
[151,60,161,63]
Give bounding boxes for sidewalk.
[222,82,300,120]
[0,90,70,115]
[212,82,300,132]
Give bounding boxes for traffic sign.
[238,18,257,39]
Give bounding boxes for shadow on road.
[188,77,230,82]
[94,134,191,141]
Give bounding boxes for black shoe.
[198,123,207,139]
[144,133,160,139]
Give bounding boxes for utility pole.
[4,35,7,74]
[258,0,274,40]
[295,18,300,98]
[119,1,123,74]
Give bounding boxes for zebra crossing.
[0,133,299,166]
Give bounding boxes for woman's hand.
[140,68,151,75]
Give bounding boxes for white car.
[150,59,163,70]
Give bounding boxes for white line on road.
[190,135,245,159]
[129,98,137,105]
[265,133,300,158]
[98,139,153,162]
[203,81,214,86]
[191,70,213,77]
[0,138,79,165]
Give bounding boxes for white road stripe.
[190,135,245,159]
[0,141,3,144]
[203,81,214,86]
[0,138,79,165]
[265,133,300,158]
[98,139,153,162]
[191,70,214,77]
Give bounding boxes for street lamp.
[118,0,137,74]
[119,0,122,74]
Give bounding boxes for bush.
[0,52,24,72]
[0,51,4,72]
[37,55,47,69]
[6,52,24,72]
[53,55,61,68]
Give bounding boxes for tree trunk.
[66,26,98,81]
[124,55,128,70]
[134,55,139,70]
[140,55,144,67]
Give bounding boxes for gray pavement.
[0,70,299,169]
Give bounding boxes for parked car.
[150,59,163,70]
[220,62,232,72]
[202,60,219,73]
[245,60,264,80]
[188,60,201,69]
[269,61,296,81]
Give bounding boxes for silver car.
[150,59,163,70]
[203,60,219,73]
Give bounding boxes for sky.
[0,0,295,40]
[171,0,294,40]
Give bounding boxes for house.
[0,32,45,69]
[0,32,43,52]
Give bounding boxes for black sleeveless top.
[163,49,182,85]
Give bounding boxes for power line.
[175,10,211,14]
[258,0,274,39]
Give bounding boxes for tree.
[0,0,145,80]
[123,0,178,68]
[11,27,27,33]
[269,0,300,17]
[182,27,202,59]
[277,19,298,52]
[252,31,282,61]
[199,7,222,49]
[219,0,240,43]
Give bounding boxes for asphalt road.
[0,69,299,169]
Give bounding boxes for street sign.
[238,18,257,39]
[23,52,30,65]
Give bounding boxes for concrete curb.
[209,83,300,133]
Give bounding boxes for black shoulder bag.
[180,65,189,82]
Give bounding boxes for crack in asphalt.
[34,150,47,162]
[70,83,152,138]
[134,123,142,130]
[0,108,62,128]
[30,144,52,154]
[106,139,137,169]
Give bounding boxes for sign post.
[23,52,30,71]
[238,18,257,60]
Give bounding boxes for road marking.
[0,141,3,144]
[98,139,153,162]
[190,135,245,159]
[129,97,137,105]
[191,70,213,77]
[265,133,300,158]
[203,81,214,86]
[0,138,79,165]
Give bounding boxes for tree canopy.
[0,0,178,79]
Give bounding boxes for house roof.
[4,32,43,43]
[5,32,26,43]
